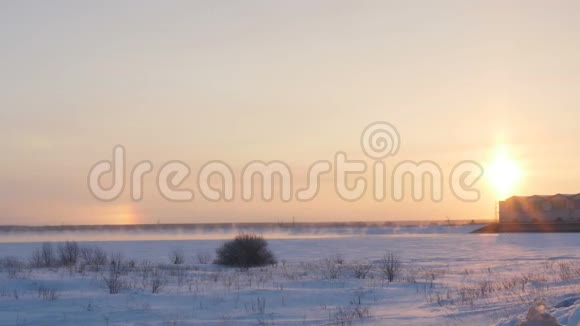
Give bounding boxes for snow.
[0,225,579,326]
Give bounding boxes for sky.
[2,1,580,225]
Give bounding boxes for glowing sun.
[487,149,522,199]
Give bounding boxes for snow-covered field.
[0,225,579,326]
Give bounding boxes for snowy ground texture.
[0,225,579,326]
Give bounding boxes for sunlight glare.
[487,148,521,199]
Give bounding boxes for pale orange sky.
[1,1,580,225]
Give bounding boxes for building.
[499,194,580,224]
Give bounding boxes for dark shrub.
[169,248,185,265]
[58,241,79,266]
[379,252,402,282]
[104,253,127,294]
[79,245,108,269]
[30,242,55,268]
[214,233,276,268]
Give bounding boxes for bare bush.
[0,257,26,278]
[351,262,373,279]
[104,253,127,294]
[172,266,189,287]
[169,248,185,265]
[557,261,580,281]
[331,302,371,326]
[79,245,108,268]
[137,260,155,289]
[0,256,24,269]
[58,241,79,266]
[150,269,168,294]
[31,242,55,268]
[30,250,44,268]
[458,285,480,306]
[37,285,58,301]
[379,252,401,282]
[321,256,343,280]
[0,288,19,300]
[244,297,267,315]
[331,254,345,265]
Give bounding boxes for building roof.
[504,193,580,201]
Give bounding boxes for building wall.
[499,196,580,223]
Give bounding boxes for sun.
[104,204,139,225]
[487,149,522,199]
